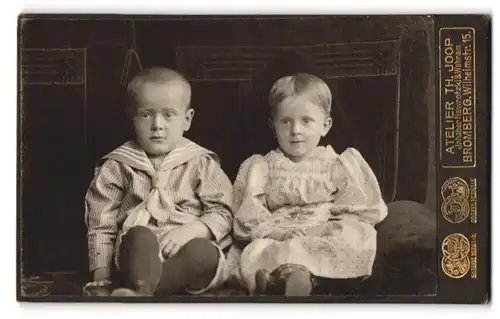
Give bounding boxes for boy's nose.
[151,114,165,130]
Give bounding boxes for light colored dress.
[230,146,388,293]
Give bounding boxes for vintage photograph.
[18,14,486,302]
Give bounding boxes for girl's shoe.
[254,269,271,295]
[254,268,287,295]
[254,264,317,296]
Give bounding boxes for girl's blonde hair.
[268,73,332,117]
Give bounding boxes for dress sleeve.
[329,147,388,226]
[232,155,285,242]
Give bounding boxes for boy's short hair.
[126,67,192,114]
[268,73,332,117]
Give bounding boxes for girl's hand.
[266,228,286,241]
[283,229,307,240]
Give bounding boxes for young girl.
[231,73,388,296]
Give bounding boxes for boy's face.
[271,97,332,162]
[132,81,194,157]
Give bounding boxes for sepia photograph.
[17,14,489,303]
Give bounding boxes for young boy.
[83,67,234,296]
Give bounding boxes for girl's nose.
[291,122,302,135]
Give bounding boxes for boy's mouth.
[150,136,166,141]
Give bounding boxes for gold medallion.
[441,256,471,279]
[441,177,470,200]
[441,233,470,260]
[441,195,470,223]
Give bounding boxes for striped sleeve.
[84,159,125,272]
[195,155,234,243]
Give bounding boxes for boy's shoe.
[83,286,112,296]
[82,281,113,296]
[110,281,155,297]
[110,288,140,297]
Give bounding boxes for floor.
[20,271,247,298]
[21,272,84,297]
[19,255,438,299]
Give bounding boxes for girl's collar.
[274,145,337,163]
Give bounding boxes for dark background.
[18,16,435,277]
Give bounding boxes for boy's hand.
[84,268,112,297]
[93,267,111,282]
[83,279,113,296]
[160,221,212,259]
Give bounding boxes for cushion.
[367,200,437,295]
[376,200,437,253]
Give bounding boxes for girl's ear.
[321,117,333,137]
[268,117,276,136]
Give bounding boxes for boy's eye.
[303,118,313,124]
[163,111,175,118]
[280,119,291,124]
[138,112,151,118]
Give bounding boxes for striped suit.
[84,138,233,275]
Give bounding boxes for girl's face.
[271,97,332,162]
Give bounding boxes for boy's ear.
[183,108,195,131]
[321,117,333,137]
